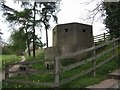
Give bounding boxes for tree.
[13,1,60,55]
[103,2,120,38]
[1,4,34,56]
[34,36,46,49]
[80,0,104,24]
[1,1,60,57]
[32,2,36,57]
[40,2,59,47]
[9,29,26,53]
[20,2,60,52]
[80,1,120,38]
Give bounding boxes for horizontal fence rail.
[2,59,19,66]
[94,33,110,44]
[8,70,54,75]
[8,60,44,66]
[55,37,120,87]
[60,53,118,86]
[58,38,120,60]
[4,59,55,87]
[4,60,53,77]
[3,36,120,88]
[4,79,54,87]
[61,45,119,72]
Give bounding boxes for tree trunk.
[33,2,36,57]
[45,26,48,48]
[44,10,49,48]
[24,21,31,56]
[25,29,31,56]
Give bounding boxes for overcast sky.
[0,0,106,47]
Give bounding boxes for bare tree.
[79,0,105,24]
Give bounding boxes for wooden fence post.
[55,57,60,88]
[93,46,96,77]
[5,64,9,79]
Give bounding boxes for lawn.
[1,55,20,61]
[2,45,120,88]
[2,55,119,88]
[0,55,21,70]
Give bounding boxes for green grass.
[0,55,20,61]
[0,55,21,70]
[25,49,44,60]
[2,53,119,88]
[2,44,120,88]
[1,49,44,70]
[2,55,119,88]
[60,56,120,88]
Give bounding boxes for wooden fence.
[3,37,120,88]
[2,33,109,66]
[2,59,19,66]
[4,60,55,87]
[54,37,120,87]
[94,32,110,44]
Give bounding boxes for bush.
[2,46,15,55]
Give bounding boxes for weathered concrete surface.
[45,22,94,61]
[53,23,94,48]
[86,79,119,90]
[44,46,59,61]
[86,68,120,90]
[108,69,120,80]
[111,80,120,88]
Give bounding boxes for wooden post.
[55,57,60,88]
[5,64,9,79]
[104,33,106,42]
[93,46,96,77]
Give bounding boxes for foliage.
[1,54,21,70]
[40,2,59,47]
[9,30,26,52]
[1,3,33,56]
[103,2,120,38]
[2,52,120,88]
[1,1,60,57]
[2,45,15,55]
[81,1,120,38]
[25,49,45,61]
[1,3,43,57]
[1,55,20,60]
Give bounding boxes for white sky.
[0,0,106,47]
